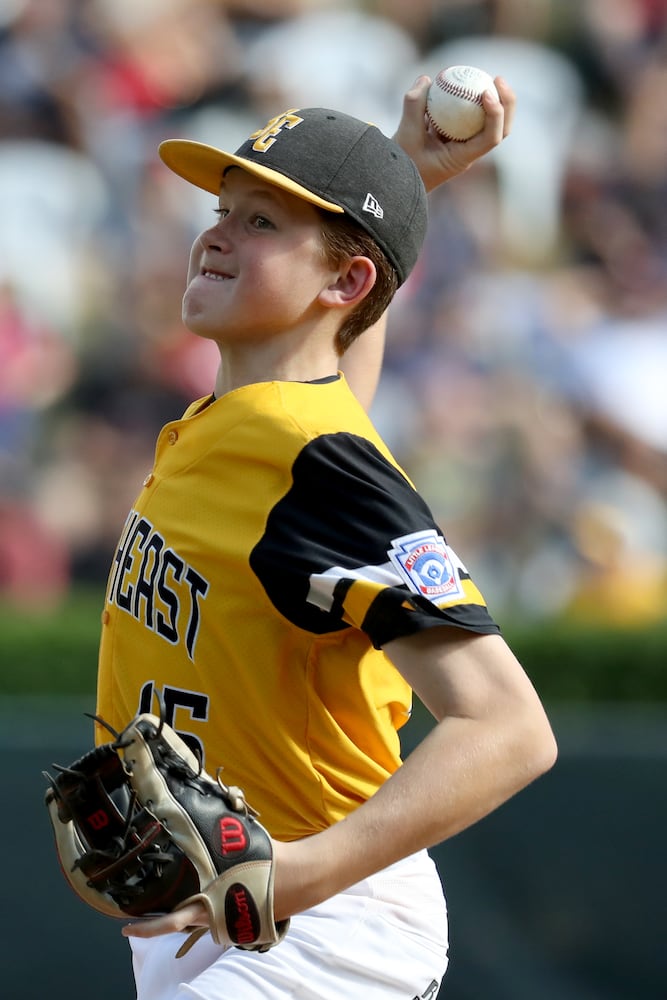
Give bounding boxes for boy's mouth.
[202,268,232,281]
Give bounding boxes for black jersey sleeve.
[249,432,499,647]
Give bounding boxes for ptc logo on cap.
[362,193,384,219]
[250,110,304,153]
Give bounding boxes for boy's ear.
[319,256,376,310]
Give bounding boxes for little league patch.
[388,530,466,602]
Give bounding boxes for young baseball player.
[99,76,557,999]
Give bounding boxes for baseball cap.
[158,107,427,286]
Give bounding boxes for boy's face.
[182,168,340,344]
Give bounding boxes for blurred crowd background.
[2,0,667,628]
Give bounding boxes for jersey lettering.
[184,567,208,660]
[115,517,151,612]
[107,510,139,609]
[155,548,183,645]
[108,510,210,661]
[133,533,164,627]
[139,681,209,762]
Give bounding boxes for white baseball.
[426,65,498,142]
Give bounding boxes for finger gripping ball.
[426,65,498,142]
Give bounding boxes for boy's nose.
[203,224,231,252]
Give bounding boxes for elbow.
[522,708,558,782]
[535,727,558,779]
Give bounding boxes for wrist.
[271,830,345,921]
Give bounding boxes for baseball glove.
[44,710,289,957]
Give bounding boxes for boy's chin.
[182,317,223,341]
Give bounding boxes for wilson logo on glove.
[86,809,110,831]
[226,884,260,945]
[44,707,289,957]
[220,816,248,855]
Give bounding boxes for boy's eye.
[212,208,273,229]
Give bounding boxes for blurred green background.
[2,592,667,703]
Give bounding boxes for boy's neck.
[213,333,340,398]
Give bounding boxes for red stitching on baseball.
[435,78,484,106]
[425,110,465,143]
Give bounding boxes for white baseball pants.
[130,850,448,1000]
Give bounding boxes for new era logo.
[362,192,384,219]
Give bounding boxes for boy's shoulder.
[179,377,398,471]
[209,375,376,440]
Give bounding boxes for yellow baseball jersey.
[96,375,499,840]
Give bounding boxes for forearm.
[272,674,555,919]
